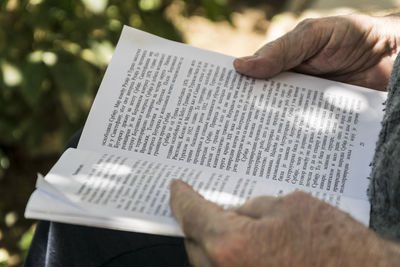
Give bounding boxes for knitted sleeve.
[369,53,400,241]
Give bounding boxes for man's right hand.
[170,180,400,267]
[234,14,400,91]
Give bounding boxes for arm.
[170,180,400,267]
[234,14,400,91]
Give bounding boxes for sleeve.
[369,52,400,241]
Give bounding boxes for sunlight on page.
[93,162,132,176]
[293,109,340,132]
[199,189,247,207]
[324,86,368,112]
[279,85,370,134]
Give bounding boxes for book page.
[26,189,182,236]
[78,26,386,205]
[25,148,370,237]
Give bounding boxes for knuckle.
[283,191,317,212]
[296,18,316,30]
[296,16,336,35]
[288,190,312,201]
[284,191,334,217]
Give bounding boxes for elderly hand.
[170,179,400,267]
[234,14,400,91]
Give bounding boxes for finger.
[234,196,281,219]
[234,18,331,78]
[233,40,287,78]
[184,239,212,267]
[169,179,223,241]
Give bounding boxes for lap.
[26,221,187,267]
[25,131,188,266]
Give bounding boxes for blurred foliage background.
[0,0,277,265]
[1,0,392,265]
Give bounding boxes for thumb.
[233,39,288,78]
[234,19,326,78]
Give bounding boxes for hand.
[234,14,400,91]
[169,179,400,267]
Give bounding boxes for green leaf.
[138,0,163,11]
[139,12,182,42]
[200,0,231,22]
[18,225,35,258]
[20,62,47,107]
[50,58,94,122]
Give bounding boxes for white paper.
[26,147,370,236]
[26,26,387,235]
[79,26,385,200]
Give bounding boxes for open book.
[25,26,387,236]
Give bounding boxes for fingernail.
[235,55,258,63]
[170,179,180,186]
[241,55,258,60]
[234,55,258,70]
[170,179,187,189]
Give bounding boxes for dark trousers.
[25,131,188,267]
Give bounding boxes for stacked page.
[25,26,387,236]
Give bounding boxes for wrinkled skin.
[170,180,400,267]
[234,14,400,91]
[169,14,400,267]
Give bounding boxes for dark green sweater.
[369,53,400,241]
